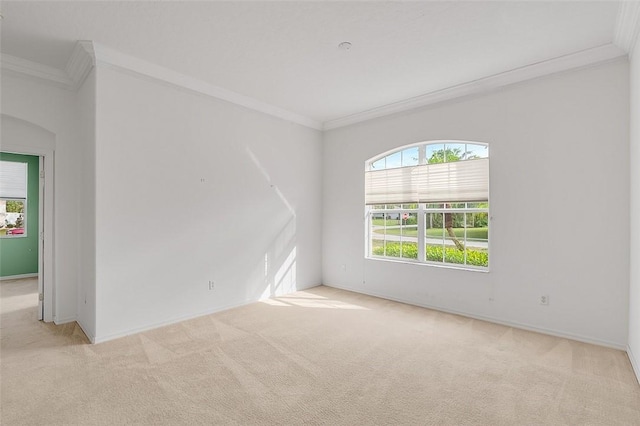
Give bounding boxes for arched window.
[365,141,489,269]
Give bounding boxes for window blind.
[365,158,488,205]
[0,161,28,199]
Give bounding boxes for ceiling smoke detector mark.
[338,41,352,51]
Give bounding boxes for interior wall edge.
[628,344,640,385]
[75,318,96,344]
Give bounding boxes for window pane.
[371,158,385,170]
[467,202,489,209]
[370,212,384,256]
[371,214,395,257]
[1,199,26,238]
[443,213,465,264]
[465,212,488,267]
[384,241,401,258]
[444,248,465,264]
[425,212,443,235]
[465,248,488,267]
[466,144,489,159]
[445,212,465,229]
[401,147,419,167]
[386,212,402,259]
[385,152,402,169]
[401,212,418,227]
[380,214,401,258]
[371,238,385,256]
[425,212,444,263]
[425,203,444,210]
[401,242,417,259]
[444,143,466,163]
[426,144,445,164]
[400,212,418,260]
[371,212,385,225]
[465,212,489,234]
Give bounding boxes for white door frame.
[1,146,55,322]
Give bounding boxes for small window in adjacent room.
[0,161,28,238]
[365,141,489,270]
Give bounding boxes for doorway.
[0,152,44,319]
[1,114,55,323]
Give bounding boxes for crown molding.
[1,40,627,132]
[1,53,74,88]
[65,41,95,90]
[1,41,321,130]
[614,1,640,56]
[323,43,626,131]
[92,43,323,131]
[1,41,95,90]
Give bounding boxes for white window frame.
[365,141,490,271]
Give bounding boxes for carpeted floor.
[1,278,640,425]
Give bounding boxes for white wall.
[1,74,80,323]
[629,38,640,380]
[323,60,630,348]
[76,69,97,338]
[93,66,322,342]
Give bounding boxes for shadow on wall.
[259,216,297,299]
[244,147,299,301]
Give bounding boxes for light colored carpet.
[1,278,639,425]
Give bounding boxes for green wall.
[0,153,39,277]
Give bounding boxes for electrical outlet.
[208,280,215,290]
[540,295,549,305]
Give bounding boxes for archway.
[1,114,55,321]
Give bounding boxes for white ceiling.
[0,1,624,125]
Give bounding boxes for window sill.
[365,255,490,273]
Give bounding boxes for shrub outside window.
[365,141,489,270]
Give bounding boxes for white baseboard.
[628,345,640,386]
[92,283,323,344]
[93,299,260,344]
[324,283,627,351]
[54,316,77,325]
[0,273,38,281]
